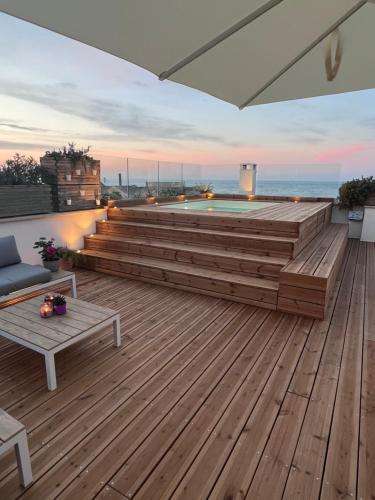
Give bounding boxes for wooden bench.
[277,223,348,319]
[0,409,32,487]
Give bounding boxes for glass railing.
[97,155,341,201]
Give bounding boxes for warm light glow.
[102,219,106,222]
[207,193,214,199]
[40,302,53,318]
[294,197,301,203]
[207,208,213,212]
[90,234,94,237]
[155,202,159,205]
[76,250,81,253]
[248,194,256,200]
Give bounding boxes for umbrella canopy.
[1,0,374,108]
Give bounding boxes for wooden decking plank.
[2,290,205,423]
[320,242,366,499]
[0,281,165,396]
[0,286,191,410]
[364,242,375,341]
[358,339,375,500]
[288,241,351,398]
[0,299,230,496]
[245,393,308,500]
[44,306,262,500]
[1,303,242,498]
[282,240,359,499]
[96,485,127,499]
[192,317,312,500]
[130,314,298,500]
[97,311,281,500]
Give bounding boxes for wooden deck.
[0,239,373,499]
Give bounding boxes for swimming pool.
[162,200,278,213]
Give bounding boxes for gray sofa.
[0,236,51,296]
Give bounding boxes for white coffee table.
[0,295,121,390]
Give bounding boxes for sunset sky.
[0,11,374,181]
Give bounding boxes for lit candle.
[40,302,54,318]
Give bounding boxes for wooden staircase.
[79,205,348,318]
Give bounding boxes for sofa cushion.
[0,263,51,295]
[0,236,21,268]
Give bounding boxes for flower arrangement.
[33,237,59,261]
[33,237,60,272]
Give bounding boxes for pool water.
[162,200,277,213]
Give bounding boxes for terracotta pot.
[60,259,74,271]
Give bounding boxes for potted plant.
[57,246,82,270]
[53,294,67,315]
[33,237,60,272]
[338,176,375,209]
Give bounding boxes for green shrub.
[0,154,42,185]
[338,176,375,209]
[44,142,93,162]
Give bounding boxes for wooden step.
[79,249,279,309]
[108,206,300,237]
[96,220,298,257]
[278,223,349,318]
[84,234,289,280]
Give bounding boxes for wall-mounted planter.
[0,185,52,218]
[75,169,81,176]
[92,169,97,176]
[66,198,72,206]
[80,190,86,196]
[66,174,72,181]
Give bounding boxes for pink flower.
[47,246,57,255]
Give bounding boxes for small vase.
[54,304,66,315]
[43,259,60,272]
[75,169,81,175]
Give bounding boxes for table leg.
[45,353,57,390]
[113,316,121,347]
[15,429,33,487]
[71,274,78,298]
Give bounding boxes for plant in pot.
[194,183,214,196]
[57,246,82,271]
[53,294,67,315]
[33,237,60,272]
[338,176,375,209]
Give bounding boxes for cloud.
[0,140,49,150]
[0,79,242,147]
[0,121,50,133]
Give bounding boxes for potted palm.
[33,237,60,272]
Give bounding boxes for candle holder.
[40,302,54,318]
[44,293,55,307]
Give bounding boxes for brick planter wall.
[40,157,101,212]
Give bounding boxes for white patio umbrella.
[1,0,374,108]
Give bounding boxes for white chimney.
[239,164,257,194]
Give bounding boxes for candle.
[40,302,54,318]
[44,294,55,307]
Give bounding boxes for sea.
[205,180,340,198]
